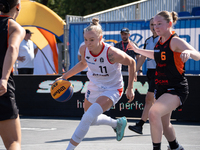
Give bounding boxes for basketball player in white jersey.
[58,18,137,150]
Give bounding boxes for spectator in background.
[17,29,38,74]
[129,17,159,134]
[114,27,143,75]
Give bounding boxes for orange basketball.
[50,79,73,102]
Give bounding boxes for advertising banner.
[14,75,200,121]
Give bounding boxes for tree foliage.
[35,0,138,19]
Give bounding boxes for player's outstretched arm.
[127,42,154,60]
[61,46,88,80]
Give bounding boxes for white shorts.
[85,82,123,106]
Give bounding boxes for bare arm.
[171,37,200,62]
[62,45,87,79]
[127,42,155,59]
[78,55,81,61]
[34,47,39,57]
[108,47,136,103]
[77,44,86,62]
[136,55,146,72]
[0,20,25,96]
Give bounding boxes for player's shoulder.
[9,19,25,35]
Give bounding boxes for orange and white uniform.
[85,42,123,105]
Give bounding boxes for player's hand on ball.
[55,76,64,81]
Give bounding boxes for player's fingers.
[127,93,134,103]
[128,95,134,103]
[0,88,6,96]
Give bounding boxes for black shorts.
[147,69,156,93]
[0,73,19,121]
[155,80,189,109]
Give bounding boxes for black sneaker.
[128,124,143,134]
[167,145,184,150]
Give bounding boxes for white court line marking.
[21,128,57,131]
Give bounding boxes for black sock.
[168,139,179,149]
[137,119,145,126]
[153,142,161,150]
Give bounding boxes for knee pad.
[72,103,103,143]
[83,103,103,124]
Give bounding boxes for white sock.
[66,142,76,150]
[71,103,103,144]
[91,114,117,128]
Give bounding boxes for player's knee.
[4,140,21,150]
[148,108,159,123]
[82,103,103,126]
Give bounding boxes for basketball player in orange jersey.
[0,0,25,150]
[58,18,136,150]
[128,11,200,150]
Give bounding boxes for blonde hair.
[84,18,103,37]
[156,11,178,24]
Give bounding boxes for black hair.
[0,0,18,13]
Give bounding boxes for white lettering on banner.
[37,80,54,93]
[69,80,83,93]
[133,82,148,94]
[37,80,148,94]
[81,81,89,93]
[119,101,144,111]
[77,100,145,111]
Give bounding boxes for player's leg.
[129,69,155,134]
[148,93,180,150]
[141,92,155,122]
[81,99,117,127]
[95,96,127,141]
[66,96,113,150]
[162,108,184,150]
[129,91,155,134]
[0,115,21,150]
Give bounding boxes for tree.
[35,0,138,19]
